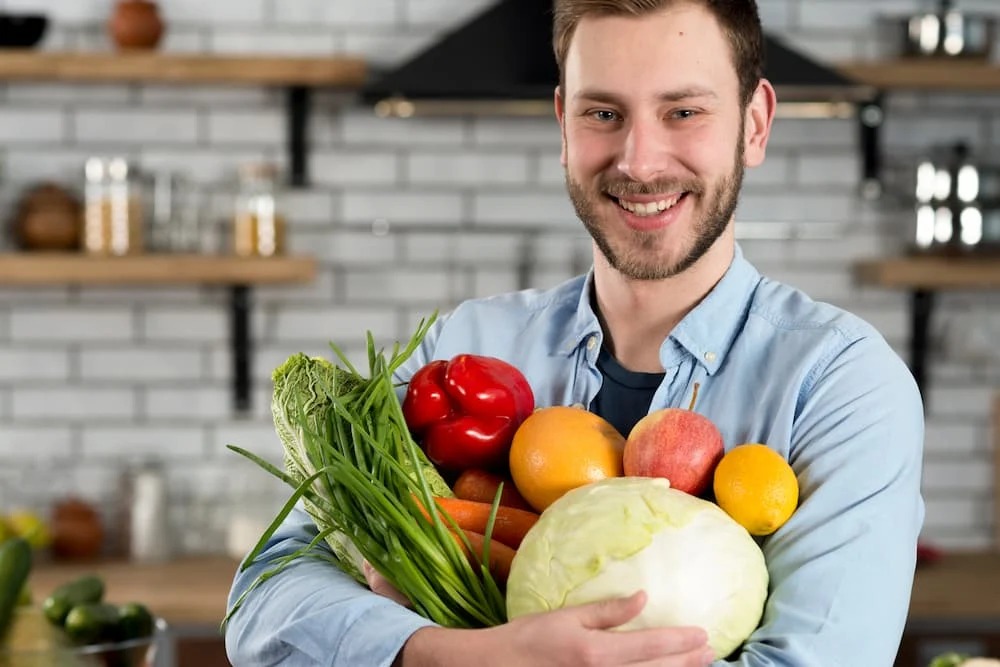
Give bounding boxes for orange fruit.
[713,443,799,536]
[508,405,625,512]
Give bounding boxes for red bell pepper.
[402,354,535,472]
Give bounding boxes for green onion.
[222,313,508,630]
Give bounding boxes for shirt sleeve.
[224,502,439,667]
[720,333,925,666]
[223,316,451,666]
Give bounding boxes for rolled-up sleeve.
[722,334,925,666]
[224,503,438,667]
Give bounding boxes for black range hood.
[362,0,876,118]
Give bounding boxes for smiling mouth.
[611,193,688,217]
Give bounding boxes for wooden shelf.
[0,51,369,185]
[0,253,318,413]
[836,59,1000,91]
[854,255,1000,290]
[0,253,318,286]
[0,50,368,86]
[855,254,1000,415]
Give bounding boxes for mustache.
[600,176,703,198]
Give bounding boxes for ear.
[743,79,776,168]
[555,86,568,167]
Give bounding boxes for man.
[225,1,925,665]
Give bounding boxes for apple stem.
[688,383,700,411]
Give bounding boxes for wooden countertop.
[29,556,241,627]
[908,551,1000,623]
[26,551,1000,627]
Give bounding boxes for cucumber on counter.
[63,602,121,645]
[42,574,105,626]
[117,602,154,641]
[0,537,32,639]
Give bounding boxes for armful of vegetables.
[223,314,513,630]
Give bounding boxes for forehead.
[563,4,737,98]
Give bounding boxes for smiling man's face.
[556,2,764,280]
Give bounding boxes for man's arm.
[723,333,925,666]
[224,502,439,667]
[223,315,449,666]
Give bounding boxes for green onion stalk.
[222,313,508,630]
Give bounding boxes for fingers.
[575,590,648,630]
[627,644,715,667]
[363,560,414,609]
[611,626,710,663]
[584,626,710,665]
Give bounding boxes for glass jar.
[149,170,201,253]
[233,162,286,257]
[83,156,146,255]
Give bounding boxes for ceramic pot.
[11,182,82,251]
[108,0,164,51]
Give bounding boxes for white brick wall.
[0,0,995,553]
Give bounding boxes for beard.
[566,131,745,281]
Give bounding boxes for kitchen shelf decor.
[834,58,1000,200]
[0,50,369,186]
[0,253,318,413]
[836,59,1000,92]
[853,254,1000,410]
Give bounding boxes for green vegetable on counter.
[42,574,105,627]
[117,602,154,641]
[0,537,32,640]
[225,313,510,630]
[63,602,121,645]
[929,656,1000,667]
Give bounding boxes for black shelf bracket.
[858,93,885,201]
[230,285,253,414]
[287,85,311,188]
[909,289,936,412]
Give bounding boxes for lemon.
[713,443,799,536]
[5,510,51,550]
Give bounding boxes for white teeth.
[617,194,684,216]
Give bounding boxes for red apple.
[622,383,724,496]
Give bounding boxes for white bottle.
[130,461,171,563]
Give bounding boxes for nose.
[617,117,669,183]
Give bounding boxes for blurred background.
[0,0,996,665]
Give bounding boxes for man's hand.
[467,591,715,666]
[370,561,714,667]
[363,560,413,608]
[366,559,713,665]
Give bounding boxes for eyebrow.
[572,87,718,104]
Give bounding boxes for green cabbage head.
[505,476,769,659]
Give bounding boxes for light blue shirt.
[225,244,925,666]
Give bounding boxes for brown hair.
[553,0,764,107]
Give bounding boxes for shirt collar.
[666,243,760,375]
[557,244,761,376]
[556,268,603,356]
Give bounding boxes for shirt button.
[586,336,598,350]
[704,351,717,363]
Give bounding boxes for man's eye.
[590,110,620,122]
[672,109,697,120]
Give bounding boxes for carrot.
[452,530,516,586]
[452,468,534,512]
[418,496,538,549]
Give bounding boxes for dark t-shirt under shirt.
[591,345,666,439]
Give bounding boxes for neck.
[592,227,735,373]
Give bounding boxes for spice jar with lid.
[83,156,146,255]
[233,162,286,257]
